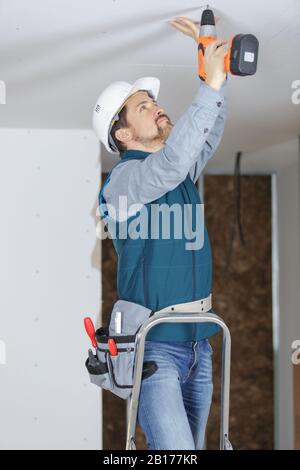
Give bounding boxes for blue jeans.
[137,338,213,450]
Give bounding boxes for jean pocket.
[141,361,158,380]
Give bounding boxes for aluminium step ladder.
[125,310,233,450]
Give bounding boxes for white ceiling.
[1,0,300,171]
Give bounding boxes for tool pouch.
[85,300,154,400]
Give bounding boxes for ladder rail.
[125,311,232,450]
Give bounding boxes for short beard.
[131,120,173,146]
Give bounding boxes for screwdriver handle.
[84,317,97,349]
[108,338,118,356]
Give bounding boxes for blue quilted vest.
[99,149,221,341]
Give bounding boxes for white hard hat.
[92,77,160,154]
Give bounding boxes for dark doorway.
[205,175,273,450]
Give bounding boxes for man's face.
[116,91,173,152]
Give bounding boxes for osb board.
[205,175,273,450]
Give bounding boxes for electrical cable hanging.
[224,151,246,273]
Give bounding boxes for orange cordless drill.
[198,7,259,81]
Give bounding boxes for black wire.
[224,151,246,273]
[235,152,246,246]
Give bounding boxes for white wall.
[0,129,102,450]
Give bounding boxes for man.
[93,18,228,450]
